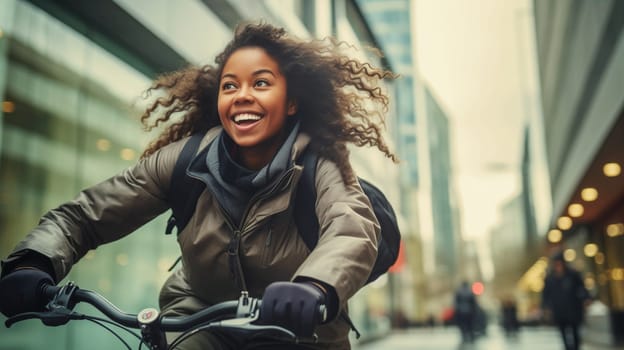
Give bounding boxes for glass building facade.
[356,0,417,190]
[0,1,189,348]
[0,1,183,349]
[424,87,457,279]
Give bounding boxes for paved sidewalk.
[354,325,623,350]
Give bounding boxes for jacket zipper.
[186,169,295,291]
[237,168,295,230]
[227,229,247,291]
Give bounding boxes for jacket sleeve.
[292,157,380,307]
[1,140,186,282]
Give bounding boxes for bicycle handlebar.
[37,284,242,331]
[5,281,327,348]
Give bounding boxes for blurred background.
[0,0,623,349]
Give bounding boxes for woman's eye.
[255,80,269,87]
[222,82,236,90]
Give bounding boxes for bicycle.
[4,281,326,349]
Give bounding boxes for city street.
[355,325,594,350]
[1,2,623,350]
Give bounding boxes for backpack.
[165,133,402,284]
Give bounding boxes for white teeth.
[233,113,262,123]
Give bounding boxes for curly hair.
[140,22,398,182]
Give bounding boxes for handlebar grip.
[256,300,327,323]
[42,284,61,300]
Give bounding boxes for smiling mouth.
[232,113,263,125]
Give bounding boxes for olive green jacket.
[4,127,380,349]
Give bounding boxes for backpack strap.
[294,149,321,251]
[294,150,363,337]
[165,133,206,235]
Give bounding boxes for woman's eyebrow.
[253,69,276,77]
[221,69,276,80]
[221,73,237,80]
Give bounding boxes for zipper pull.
[228,230,241,255]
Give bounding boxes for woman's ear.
[287,99,298,116]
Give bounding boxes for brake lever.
[5,308,82,328]
[216,317,318,344]
[242,323,318,344]
[216,321,298,340]
[230,291,321,343]
[5,312,45,328]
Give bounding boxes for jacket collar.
[186,124,311,226]
[190,125,312,174]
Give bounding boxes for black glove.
[260,281,326,337]
[0,268,54,317]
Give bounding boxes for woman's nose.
[234,86,254,103]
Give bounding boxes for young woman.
[0,22,397,349]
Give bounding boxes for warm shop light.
[2,101,15,113]
[584,243,598,257]
[120,148,136,161]
[585,277,595,290]
[606,223,624,237]
[536,257,549,269]
[595,252,605,265]
[116,253,129,266]
[568,203,584,217]
[557,216,573,230]
[581,187,598,202]
[603,162,621,177]
[96,138,111,151]
[563,249,576,262]
[548,229,562,243]
[530,280,544,293]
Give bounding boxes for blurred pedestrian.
[426,313,436,328]
[454,281,477,343]
[541,252,592,350]
[501,297,519,338]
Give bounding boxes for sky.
[413,0,545,239]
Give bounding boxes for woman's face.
[218,46,297,168]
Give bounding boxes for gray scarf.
[204,122,300,225]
